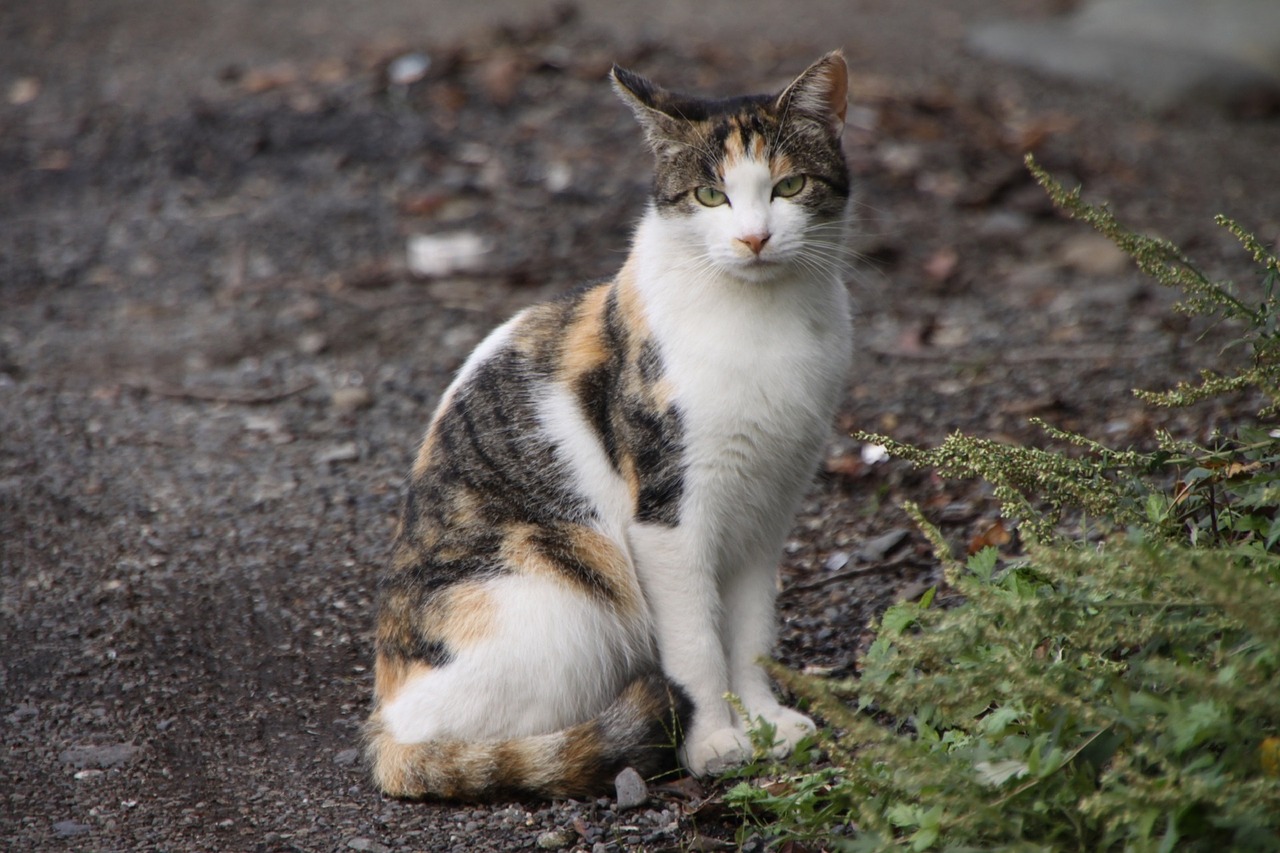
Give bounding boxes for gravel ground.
[3,2,1279,851]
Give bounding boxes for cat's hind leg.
[376,571,648,745]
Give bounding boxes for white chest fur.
[633,213,852,552]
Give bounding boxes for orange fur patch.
[410,425,439,478]
[430,581,495,649]
[614,259,649,341]
[721,120,747,169]
[770,151,796,180]
[557,283,611,384]
[618,453,642,511]
[373,652,432,704]
[565,525,643,615]
[500,522,640,613]
[500,523,562,578]
[364,719,418,796]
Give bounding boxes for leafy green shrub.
[728,159,1280,850]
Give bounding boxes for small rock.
[544,161,573,194]
[896,580,933,604]
[614,766,649,810]
[857,529,909,563]
[334,748,360,766]
[243,414,293,445]
[8,77,40,105]
[52,821,93,838]
[1055,233,1131,277]
[860,443,889,465]
[407,232,491,277]
[315,442,360,465]
[331,386,374,416]
[73,769,104,781]
[297,331,328,356]
[347,838,391,853]
[977,210,1031,238]
[536,829,574,850]
[58,742,142,769]
[940,501,977,523]
[387,52,431,87]
[823,551,850,572]
[7,703,38,723]
[250,475,298,504]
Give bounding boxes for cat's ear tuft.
[611,65,660,111]
[611,65,685,154]
[776,51,849,139]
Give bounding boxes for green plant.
[728,160,1280,850]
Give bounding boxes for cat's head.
[612,52,851,284]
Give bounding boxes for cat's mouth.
[727,255,789,283]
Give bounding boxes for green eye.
[694,186,728,207]
[772,175,807,199]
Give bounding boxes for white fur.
[382,573,653,743]
[534,382,637,547]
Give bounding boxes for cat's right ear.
[611,65,687,155]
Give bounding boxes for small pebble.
[536,829,573,850]
[860,443,889,465]
[297,331,328,356]
[7,703,39,722]
[52,821,93,838]
[1056,233,1131,277]
[333,748,360,766]
[315,442,360,465]
[823,551,850,571]
[58,743,142,769]
[614,766,649,810]
[857,529,909,563]
[8,77,40,105]
[407,232,491,277]
[331,386,374,415]
[388,53,431,87]
[347,838,391,853]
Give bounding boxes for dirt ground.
[3,2,1279,851]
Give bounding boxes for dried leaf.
[968,519,1012,555]
[824,452,864,478]
[240,63,299,94]
[479,54,523,106]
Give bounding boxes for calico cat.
[365,51,853,800]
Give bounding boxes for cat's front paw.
[681,726,752,777]
[756,706,817,758]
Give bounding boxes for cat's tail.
[363,673,690,800]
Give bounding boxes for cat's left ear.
[776,51,849,139]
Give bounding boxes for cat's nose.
[738,233,771,256]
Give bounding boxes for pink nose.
[739,233,771,256]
